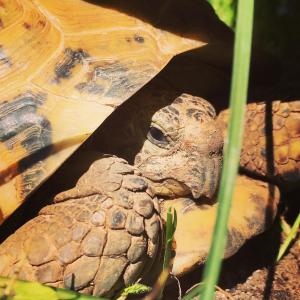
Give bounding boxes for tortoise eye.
[147,126,168,145]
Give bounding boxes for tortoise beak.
[183,178,208,200]
[182,155,222,200]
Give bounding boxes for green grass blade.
[201,0,254,298]
[143,207,177,300]
[183,1,255,299]
[279,216,292,236]
[159,207,177,299]
[0,276,108,300]
[182,283,204,300]
[163,207,177,271]
[277,212,300,262]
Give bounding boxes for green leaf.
[0,277,108,300]
[118,283,151,299]
[0,278,57,300]
[208,0,237,27]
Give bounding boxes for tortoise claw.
[54,155,137,203]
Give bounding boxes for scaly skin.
[218,100,300,186]
[0,156,161,297]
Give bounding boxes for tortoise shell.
[0,0,234,223]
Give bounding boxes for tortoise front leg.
[0,156,161,297]
[160,175,279,277]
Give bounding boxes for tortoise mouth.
[144,177,191,198]
[142,176,219,206]
[142,176,203,200]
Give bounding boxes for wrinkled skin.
[135,94,223,199]
[0,94,299,297]
[135,94,223,200]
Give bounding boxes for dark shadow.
[86,0,279,86]
[87,0,233,44]
[262,99,277,300]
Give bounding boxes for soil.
[215,238,300,300]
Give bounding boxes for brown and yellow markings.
[0,90,53,221]
[53,48,89,83]
[37,19,46,27]
[0,1,62,95]
[0,0,22,31]
[0,162,19,199]
[124,34,147,45]
[0,0,229,224]
[32,26,162,104]
[0,92,52,173]
[75,60,156,100]
[133,34,145,44]
[22,22,31,30]
[27,2,201,105]
[125,34,146,44]
[0,45,11,69]
[180,94,216,119]
[35,0,142,34]
[16,161,46,200]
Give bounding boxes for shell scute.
[53,48,90,84]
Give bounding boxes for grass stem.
[183,1,255,299]
[277,212,300,262]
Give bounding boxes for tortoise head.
[134,94,223,200]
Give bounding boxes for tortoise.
[0,91,299,297]
[0,0,237,223]
[1,0,299,298]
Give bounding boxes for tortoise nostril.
[190,186,202,199]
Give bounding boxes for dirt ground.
[215,191,299,300]
[215,238,300,300]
